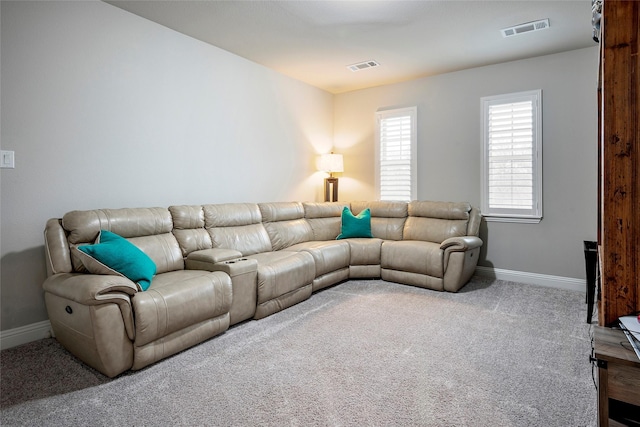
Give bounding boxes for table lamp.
[319,153,344,202]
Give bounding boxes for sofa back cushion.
[203,203,272,255]
[169,205,213,257]
[404,201,472,243]
[303,202,347,240]
[258,202,313,251]
[350,201,407,240]
[62,207,184,274]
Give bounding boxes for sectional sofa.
[43,200,482,377]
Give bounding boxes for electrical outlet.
[1,150,15,169]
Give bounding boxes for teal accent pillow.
[76,230,156,291]
[336,207,373,239]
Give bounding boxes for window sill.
[483,215,542,224]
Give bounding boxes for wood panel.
[599,0,640,326]
[594,327,640,426]
[607,363,640,405]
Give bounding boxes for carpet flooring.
[0,277,597,426]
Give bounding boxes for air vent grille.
[347,60,380,72]
[501,19,550,38]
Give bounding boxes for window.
[375,107,417,201]
[481,90,542,223]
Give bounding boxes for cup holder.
[225,258,248,264]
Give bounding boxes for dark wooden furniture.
[585,240,599,324]
[324,177,339,202]
[597,0,640,326]
[594,326,640,426]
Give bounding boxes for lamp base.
[324,177,339,202]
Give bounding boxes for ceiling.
[105,0,596,94]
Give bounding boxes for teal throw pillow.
[337,207,373,239]
[76,230,156,291]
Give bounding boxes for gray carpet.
[1,277,597,426]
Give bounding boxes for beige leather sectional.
[43,200,482,377]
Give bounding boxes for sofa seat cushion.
[132,270,232,347]
[286,241,350,276]
[381,240,444,278]
[245,251,315,304]
[347,238,383,266]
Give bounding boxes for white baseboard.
[0,320,52,351]
[475,266,586,293]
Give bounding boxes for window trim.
[481,90,542,224]
[375,106,417,202]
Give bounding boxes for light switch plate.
[1,150,15,169]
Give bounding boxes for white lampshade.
[319,153,344,173]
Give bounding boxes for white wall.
[334,46,599,280]
[0,0,599,334]
[0,1,333,330]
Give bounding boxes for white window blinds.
[376,107,417,201]
[481,90,542,222]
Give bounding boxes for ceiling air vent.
[347,60,380,72]
[501,19,550,38]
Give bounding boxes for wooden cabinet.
[598,0,640,326]
[594,327,640,426]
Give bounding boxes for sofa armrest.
[43,273,138,304]
[44,218,73,276]
[441,236,483,274]
[440,236,483,252]
[43,273,137,340]
[185,248,243,270]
